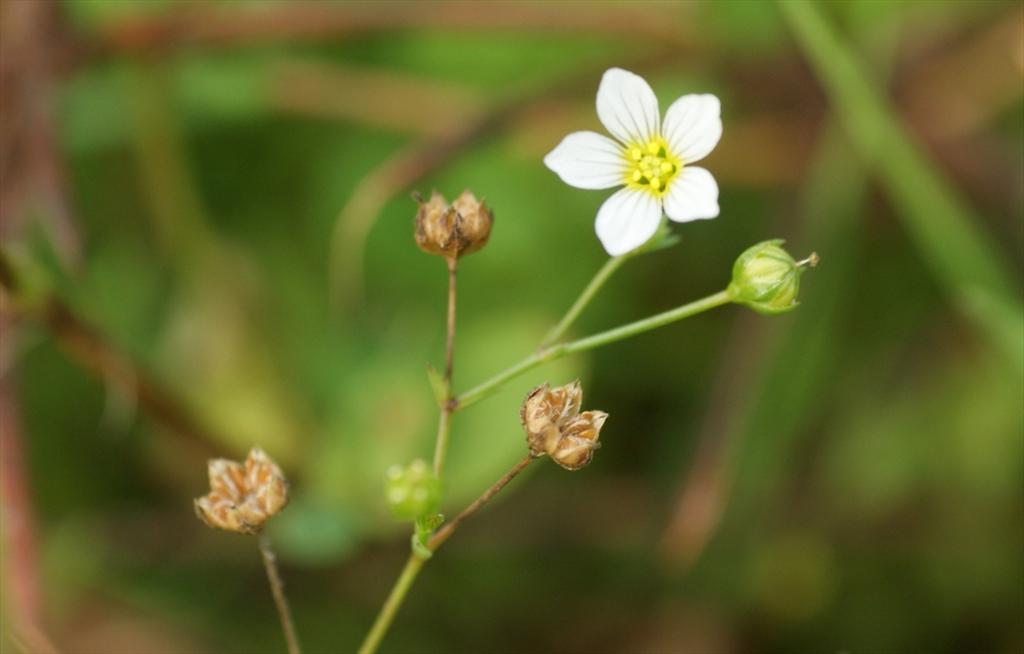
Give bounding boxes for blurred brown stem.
[0,0,81,267]
[0,257,220,459]
[0,375,59,654]
[79,2,690,63]
[432,257,458,477]
[444,257,457,382]
[259,534,301,654]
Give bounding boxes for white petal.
[664,166,719,223]
[596,68,660,145]
[594,187,662,256]
[662,94,722,164]
[544,131,626,190]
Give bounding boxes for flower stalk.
[456,289,734,410]
[357,553,426,654]
[432,255,458,477]
[260,534,302,654]
[540,254,629,349]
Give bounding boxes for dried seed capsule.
[550,410,608,471]
[414,191,460,257]
[449,190,493,256]
[520,381,607,470]
[194,447,289,534]
[520,381,583,456]
[413,190,493,258]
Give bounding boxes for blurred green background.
[1,1,1022,652]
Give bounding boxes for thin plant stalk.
[427,455,534,550]
[358,455,536,654]
[432,256,458,477]
[259,534,302,654]
[539,255,628,348]
[456,289,733,410]
[444,257,457,381]
[357,554,426,654]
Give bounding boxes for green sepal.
[636,222,681,255]
[410,513,444,558]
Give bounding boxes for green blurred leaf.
[778,0,1023,375]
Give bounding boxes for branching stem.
[361,280,736,654]
[358,455,536,654]
[456,289,734,410]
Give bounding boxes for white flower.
[544,68,722,256]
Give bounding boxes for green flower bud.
[727,239,817,315]
[385,459,441,520]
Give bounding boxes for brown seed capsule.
[413,190,493,258]
[551,410,607,470]
[449,190,493,256]
[520,381,607,470]
[194,447,289,534]
[520,380,583,456]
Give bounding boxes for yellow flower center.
[624,137,682,198]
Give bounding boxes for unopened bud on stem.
[727,239,817,315]
[385,459,442,520]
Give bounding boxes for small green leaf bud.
[727,239,818,315]
[385,459,442,520]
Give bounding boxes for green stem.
[357,554,426,654]
[540,255,628,348]
[456,289,733,410]
[358,455,535,654]
[431,407,452,478]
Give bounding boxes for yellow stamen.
[622,136,682,198]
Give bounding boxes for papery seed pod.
[550,410,607,471]
[520,381,607,470]
[520,381,583,456]
[413,190,493,258]
[414,191,460,257]
[449,190,493,256]
[194,447,289,535]
[385,459,442,520]
[727,239,815,315]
